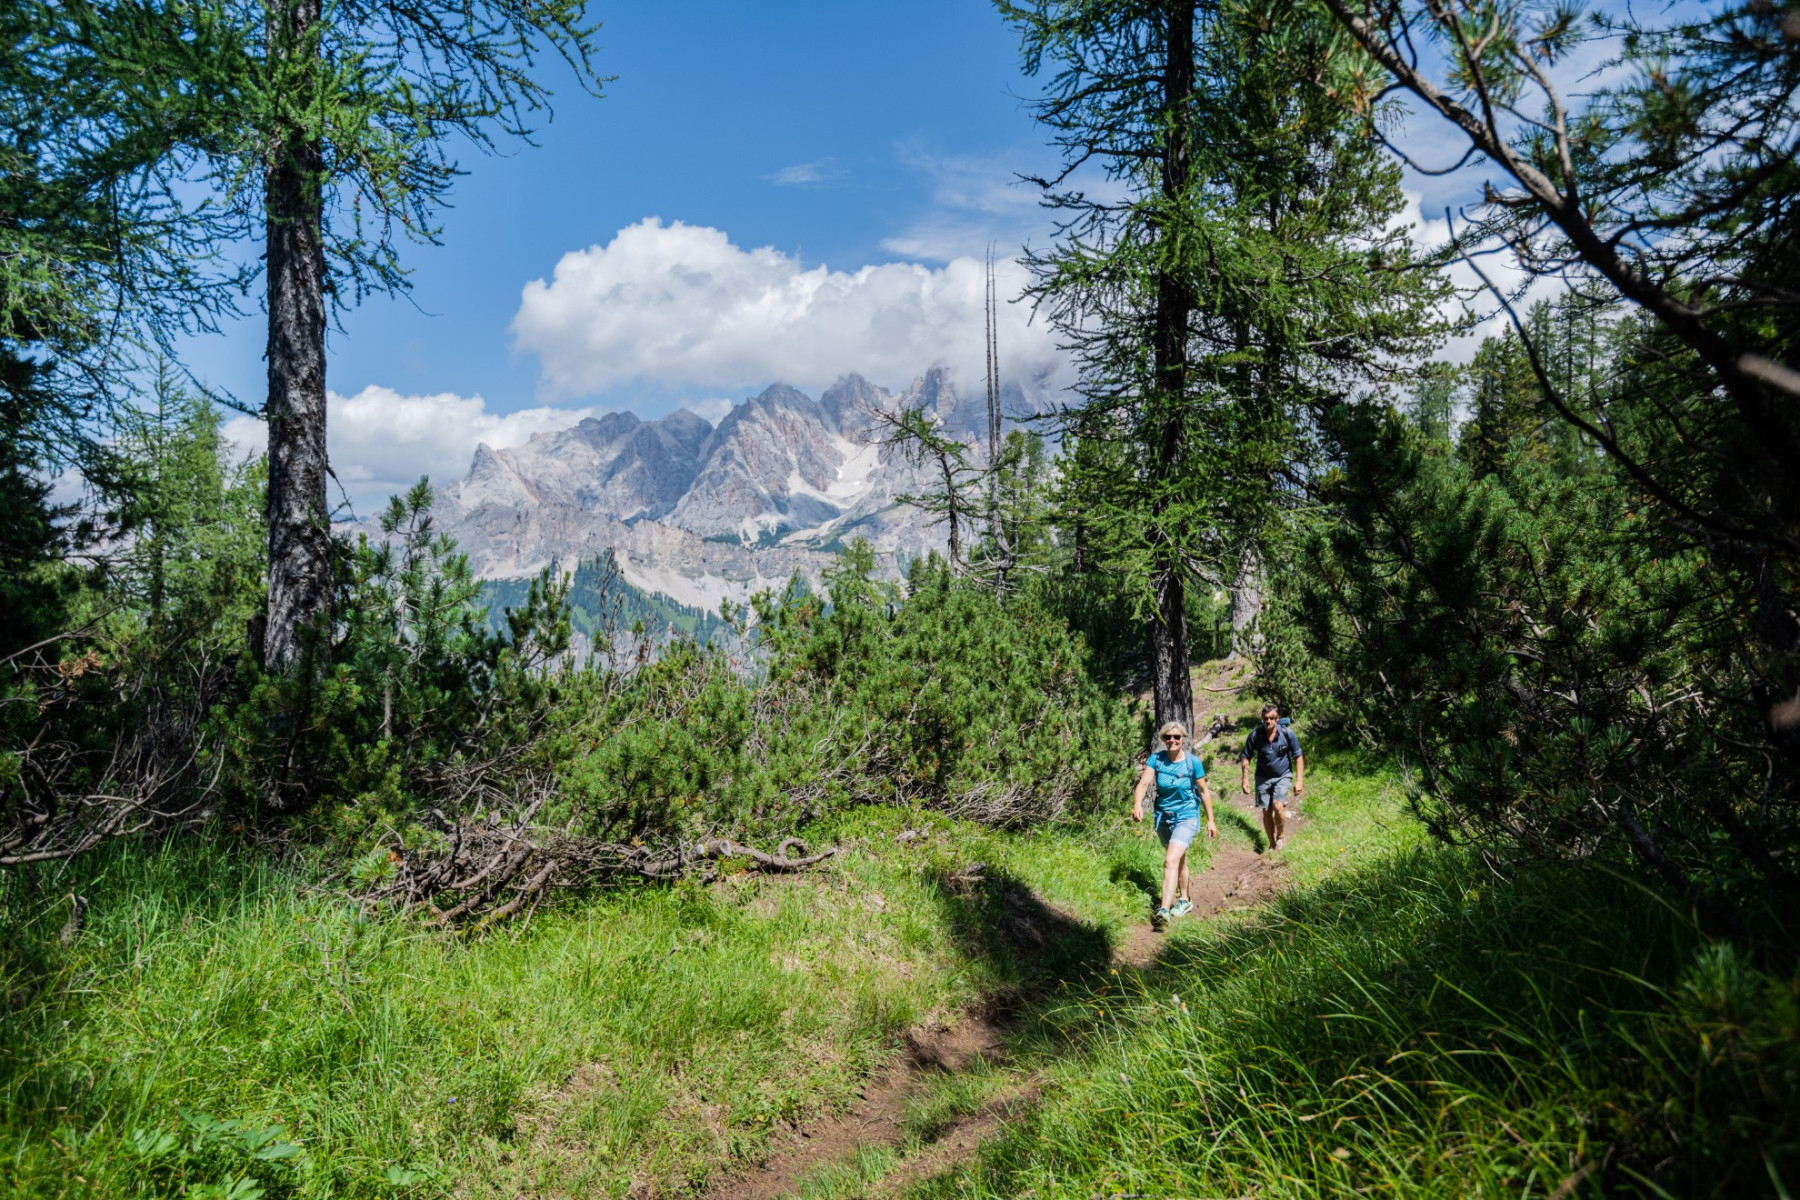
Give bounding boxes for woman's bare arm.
[1132,766,1154,822]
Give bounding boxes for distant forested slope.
[479,552,733,648]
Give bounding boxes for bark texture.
[1228,542,1264,657]
[1147,0,1197,733]
[261,0,332,670]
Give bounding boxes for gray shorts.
[1155,812,1200,850]
[1254,775,1292,810]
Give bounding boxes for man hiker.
[1240,705,1304,851]
[1132,721,1217,930]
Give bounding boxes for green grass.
[12,728,1788,1199]
[0,803,1170,1199]
[794,1145,901,1200]
[915,737,1800,1198]
[902,1058,1013,1148]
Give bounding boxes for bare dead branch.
[361,788,840,926]
[1,642,225,866]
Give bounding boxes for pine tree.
[239,0,605,670]
[1317,0,1800,780]
[110,369,264,638]
[1001,0,1444,724]
[1460,331,1540,479]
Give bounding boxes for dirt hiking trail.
[707,785,1292,1200]
[1111,788,1291,969]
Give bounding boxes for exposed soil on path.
[857,1082,1040,1200]
[708,1014,1012,1200]
[1112,791,1290,970]
[705,790,1293,1200]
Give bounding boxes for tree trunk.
[1147,0,1197,733]
[986,250,1007,600]
[1229,541,1263,657]
[938,449,961,567]
[261,0,332,670]
[1149,566,1193,733]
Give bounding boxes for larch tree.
[235,0,605,670]
[1,0,251,652]
[1001,0,1444,728]
[1000,0,1204,731]
[875,402,983,570]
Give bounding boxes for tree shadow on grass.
[989,846,1799,1197]
[1107,859,1160,906]
[926,864,1114,1000]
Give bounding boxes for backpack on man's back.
[1268,716,1300,759]
[1247,716,1302,778]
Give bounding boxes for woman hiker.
[1131,721,1218,930]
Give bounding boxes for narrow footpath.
[708,789,1294,1200]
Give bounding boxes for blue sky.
[206,0,1098,507]
[198,0,1128,506]
[337,0,1058,396]
[198,0,1522,510]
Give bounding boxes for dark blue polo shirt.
[1241,724,1302,780]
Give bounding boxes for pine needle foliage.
[222,480,575,822]
[1001,0,1447,724]
[1,0,256,653]
[1277,302,1799,934]
[1310,0,1800,891]
[558,546,1135,842]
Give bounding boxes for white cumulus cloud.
[510,217,1070,401]
[223,386,599,516]
[681,396,734,425]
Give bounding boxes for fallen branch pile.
[363,802,836,925]
[2,633,224,866]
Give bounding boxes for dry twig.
[361,793,838,926]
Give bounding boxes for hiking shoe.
[1273,835,1287,851]
[1170,898,1194,919]
[1152,907,1170,931]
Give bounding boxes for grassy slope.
[0,800,1191,1199]
[918,739,1800,1199]
[7,730,1794,1199]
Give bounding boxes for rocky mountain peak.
[435,366,1038,611]
[819,373,886,437]
[570,410,641,446]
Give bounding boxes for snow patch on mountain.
[433,368,1034,612]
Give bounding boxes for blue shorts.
[1155,812,1200,849]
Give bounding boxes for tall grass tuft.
[924,745,1800,1198]
[0,805,1164,1198]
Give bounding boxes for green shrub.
[555,545,1134,843]
[1288,398,1791,935]
[218,480,573,831]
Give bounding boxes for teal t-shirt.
[1149,750,1203,820]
